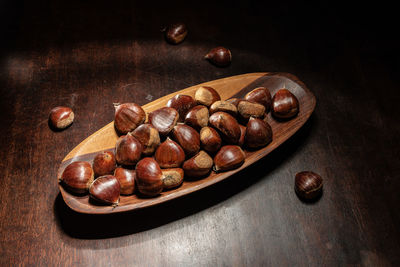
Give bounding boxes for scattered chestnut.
[245,117,273,149]
[295,171,323,200]
[148,107,179,136]
[184,105,209,131]
[49,106,74,129]
[237,100,266,120]
[171,124,200,157]
[166,94,196,122]
[245,87,272,112]
[114,103,146,134]
[135,157,164,197]
[163,23,188,44]
[131,123,160,156]
[182,150,213,178]
[162,168,184,190]
[199,126,221,154]
[92,151,116,177]
[115,133,143,166]
[213,145,245,172]
[204,46,232,67]
[114,167,136,195]
[89,175,120,205]
[60,161,94,194]
[194,86,221,107]
[155,137,185,168]
[209,111,241,144]
[272,89,299,119]
[209,100,238,116]
[238,124,246,147]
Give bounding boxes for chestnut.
[245,117,273,149]
[162,168,184,190]
[114,167,136,195]
[184,105,209,131]
[171,124,200,157]
[166,94,196,122]
[245,87,272,112]
[148,107,179,136]
[199,126,222,154]
[238,124,246,147]
[213,145,245,172]
[131,123,160,156]
[114,103,146,134]
[272,89,299,119]
[237,100,266,120]
[155,137,185,168]
[49,106,74,129]
[208,111,241,144]
[204,46,232,67]
[194,86,221,107]
[295,171,323,200]
[163,23,188,44]
[135,157,164,197]
[209,100,238,116]
[92,151,116,177]
[182,150,213,178]
[59,161,94,194]
[115,133,143,166]
[89,175,120,205]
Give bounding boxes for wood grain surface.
[1,1,399,266]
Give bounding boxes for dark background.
[1,0,399,266]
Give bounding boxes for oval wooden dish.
[57,72,316,214]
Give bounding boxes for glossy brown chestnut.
[92,151,116,177]
[194,86,221,107]
[89,175,120,205]
[114,103,146,134]
[115,133,143,166]
[237,100,266,120]
[245,117,273,149]
[272,89,299,119]
[182,150,213,178]
[199,126,222,154]
[114,167,136,195]
[208,111,241,144]
[213,145,246,172]
[171,124,200,157]
[60,161,94,194]
[135,157,163,197]
[49,106,74,129]
[238,124,246,147]
[209,100,238,116]
[245,87,272,112]
[184,105,209,131]
[204,46,232,67]
[155,137,185,168]
[162,168,184,190]
[226,98,241,107]
[166,94,196,122]
[295,171,323,200]
[148,107,179,136]
[163,23,188,44]
[131,123,160,156]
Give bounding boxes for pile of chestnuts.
[59,86,300,206]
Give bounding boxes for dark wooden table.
[1,1,399,266]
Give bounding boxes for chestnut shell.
[60,161,94,194]
[114,103,146,134]
[89,175,121,205]
[135,157,164,197]
[115,133,143,166]
[272,89,299,119]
